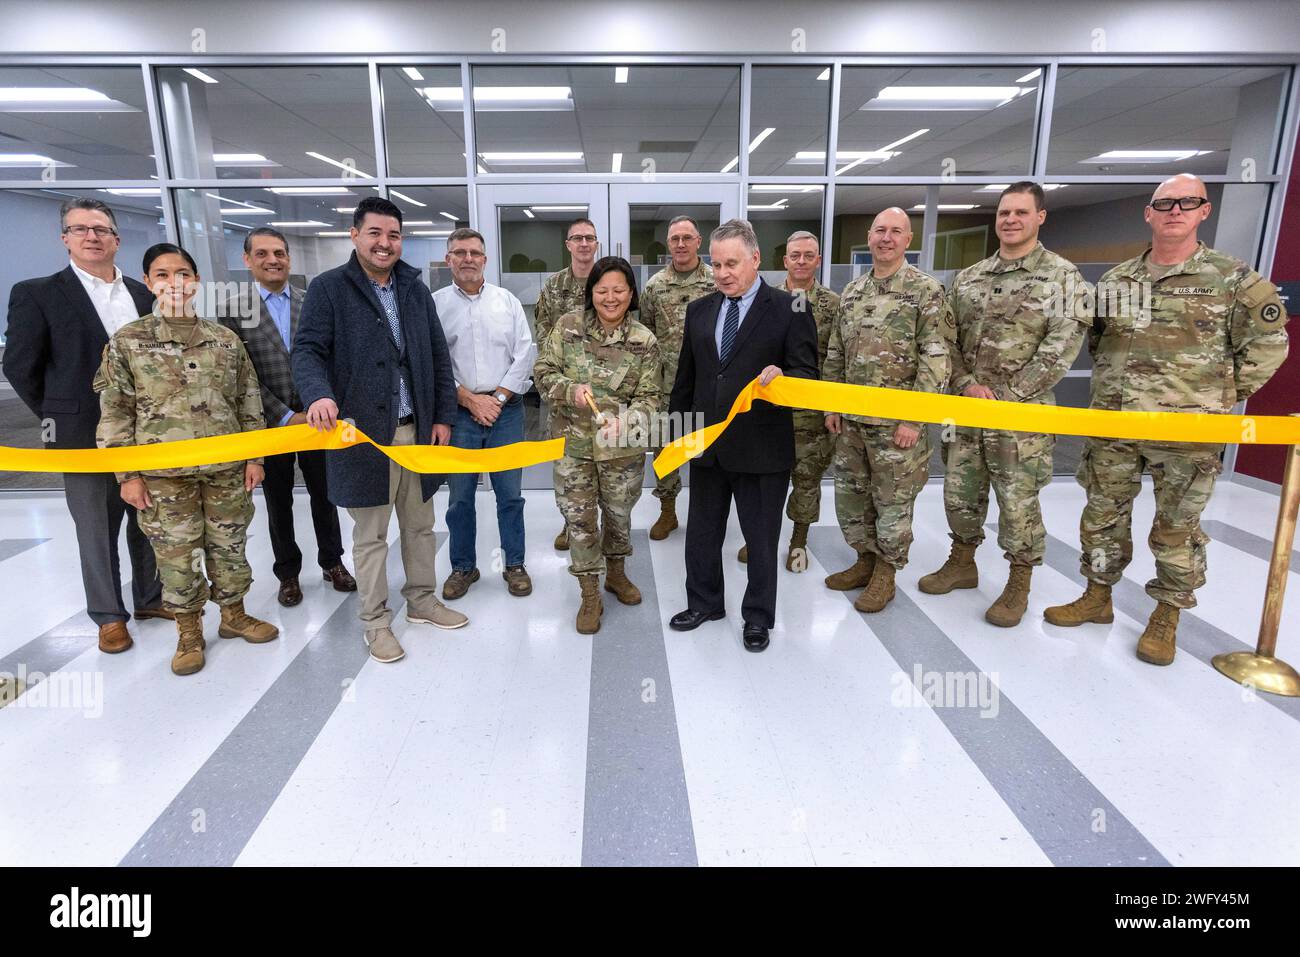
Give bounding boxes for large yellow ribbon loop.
[653,377,1300,479]
[0,423,564,474]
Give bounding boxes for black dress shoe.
[278,577,303,607]
[669,608,726,631]
[742,623,770,652]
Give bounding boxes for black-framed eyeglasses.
[62,225,118,238]
[566,234,598,244]
[1149,197,1209,212]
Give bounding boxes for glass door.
[610,183,742,291]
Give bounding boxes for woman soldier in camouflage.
[95,243,277,676]
[535,257,660,635]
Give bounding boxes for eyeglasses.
[786,252,818,263]
[449,249,486,260]
[63,225,118,238]
[566,234,598,245]
[1149,197,1209,212]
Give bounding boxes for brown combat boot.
[737,543,748,563]
[985,564,1033,627]
[576,574,603,635]
[784,522,810,572]
[218,600,279,643]
[853,561,897,613]
[649,497,678,541]
[825,550,875,590]
[554,525,569,551]
[171,612,206,676]
[1044,582,1114,627]
[1136,602,1180,666]
[917,541,979,594]
[604,557,642,605]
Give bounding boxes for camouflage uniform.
[535,308,660,576]
[824,264,951,567]
[1077,242,1288,608]
[637,259,714,501]
[534,266,588,354]
[944,243,1091,566]
[94,311,265,613]
[783,279,841,524]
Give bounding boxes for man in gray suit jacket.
[218,227,354,608]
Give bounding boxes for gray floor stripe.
[1030,524,1300,723]
[0,538,49,562]
[581,530,697,867]
[120,534,444,867]
[809,527,1169,866]
[1201,519,1300,570]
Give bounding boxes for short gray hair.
[710,218,759,255]
[667,214,700,235]
[786,229,819,249]
[60,198,117,230]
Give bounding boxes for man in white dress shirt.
[3,199,166,654]
[432,228,537,599]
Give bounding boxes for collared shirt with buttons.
[71,260,142,337]
[713,276,764,358]
[369,275,413,418]
[258,283,293,350]
[432,279,536,396]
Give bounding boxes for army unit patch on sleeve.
[1261,303,1282,324]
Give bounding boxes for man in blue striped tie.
[667,220,820,652]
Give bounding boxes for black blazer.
[669,279,819,474]
[292,252,457,509]
[217,284,305,427]
[3,264,155,449]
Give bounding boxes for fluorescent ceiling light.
[910,204,980,210]
[817,68,830,81]
[271,220,329,227]
[1016,69,1042,83]
[0,86,137,112]
[305,151,374,177]
[219,207,275,215]
[405,220,434,225]
[334,206,356,213]
[720,156,739,173]
[184,68,219,84]
[0,153,72,167]
[476,163,488,174]
[615,67,629,84]
[750,184,821,193]
[423,86,573,112]
[611,152,623,174]
[388,189,426,207]
[213,153,278,167]
[221,221,253,230]
[100,187,160,196]
[834,128,930,175]
[402,67,424,82]
[317,231,352,237]
[529,205,587,212]
[412,230,452,236]
[976,183,1066,191]
[863,86,1027,110]
[522,209,535,219]
[207,193,264,208]
[438,210,460,221]
[748,127,776,153]
[1081,149,1212,164]
[477,151,583,165]
[266,186,351,195]
[747,201,790,211]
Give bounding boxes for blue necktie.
[720,296,741,364]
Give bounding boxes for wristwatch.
[494,391,507,404]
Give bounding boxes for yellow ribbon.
[653,377,1300,479]
[0,423,565,474]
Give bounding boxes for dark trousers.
[684,461,790,629]
[63,471,163,625]
[261,448,344,582]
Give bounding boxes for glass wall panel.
[745,184,823,281]
[748,66,832,176]
[380,64,468,177]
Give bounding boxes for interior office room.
[1,0,1299,903]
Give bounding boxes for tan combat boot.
[576,574,603,635]
[554,525,569,551]
[917,541,979,594]
[171,612,206,676]
[853,561,897,613]
[985,564,1033,627]
[649,497,678,541]
[784,522,810,572]
[1044,582,1114,627]
[604,557,642,605]
[218,600,279,643]
[825,550,875,590]
[737,543,748,563]
[1136,602,1180,665]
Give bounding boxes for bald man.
[823,209,951,612]
[1045,173,1288,665]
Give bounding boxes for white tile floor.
[1,476,1298,866]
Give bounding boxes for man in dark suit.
[667,219,819,652]
[218,227,355,608]
[3,198,166,654]
[293,197,466,664]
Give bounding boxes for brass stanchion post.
[1213,443,1300,696]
